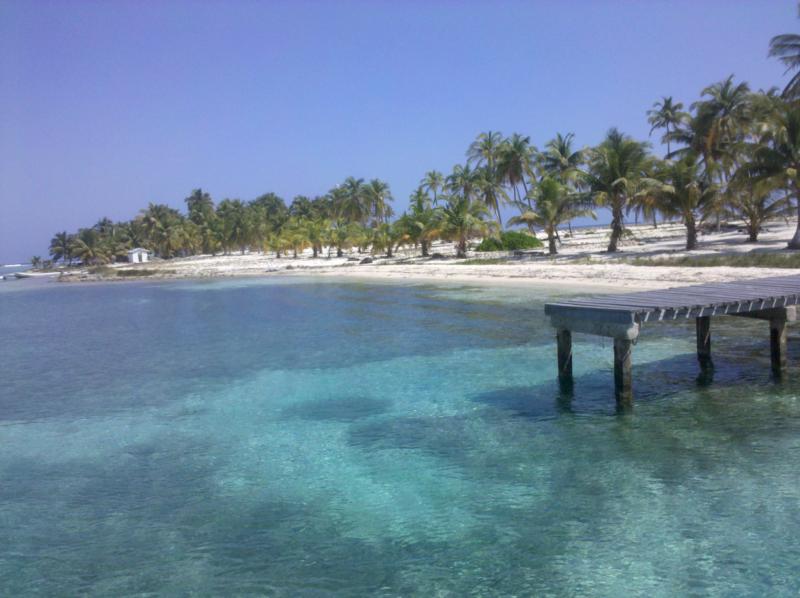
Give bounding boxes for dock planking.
[544,275,800,409]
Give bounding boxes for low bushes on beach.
[476,231,543,252]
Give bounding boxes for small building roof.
[127,247,149,253]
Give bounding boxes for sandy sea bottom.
[1,277,799,596]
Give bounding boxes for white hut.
[127,248,150,263]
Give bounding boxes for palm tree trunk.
[788,187,800,249]
[421,240,429,257]
[686,216,697,251]
[547,228,557,255]
[522,183,533,210]
[607,201,624,252]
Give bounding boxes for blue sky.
[0,0,794,263]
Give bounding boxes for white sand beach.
[59,220,800,290]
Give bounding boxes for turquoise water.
[1,277,799,596]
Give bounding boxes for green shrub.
[476,231,543,252]
[475,237,504,251]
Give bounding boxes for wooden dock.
[544,275,800,408]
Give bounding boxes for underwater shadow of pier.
[472,347,796,418]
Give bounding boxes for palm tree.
[467,131,504,169]
[446,164,480,203]
[370,222,405,258]
[641,154,717,250]
[647,96,688,156]
[216,199,251,254]
[185,189,217,254]
[509,178,593,255]
[185,189,214,223]
[364,179,394,224]
[118,220,147,250]
[769,4,800,100]
[726,180,791,242]
[421,170,445,205]
[441,195,495,258]
[304,217,329,258]
[740,101,800,247]
[69,228,111,265]
[400,188,442,257]
[30,256,42,270]
[281,218,309,258]
[49,231,72,265]
[335,177,368,225]
[328,220,355,257]
[540,133,584,184]
[497,133,534,206]
[585,128,652,252]
[139,203,184,257]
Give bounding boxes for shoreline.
[22,220,800,292]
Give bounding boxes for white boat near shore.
[13,271,61,279]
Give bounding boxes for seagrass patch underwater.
[1,277,799,595]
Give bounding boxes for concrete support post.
[556,329,573,383]
[770,317,788,376]
[696,316,712,368]
[613,337,633,408]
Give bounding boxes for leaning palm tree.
[585,128,652,252]
[441,195,495,258]
[647,96,688,156]
[769,4,800,100]
[641,154,717,250]
[509,178,594,255]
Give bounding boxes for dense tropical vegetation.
[42,7,800,266]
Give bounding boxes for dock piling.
[556,329,573,383]
[696,316,712,368]
[613,338,633,407]
[770,317,788,376]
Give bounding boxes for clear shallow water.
[1,277,799,596]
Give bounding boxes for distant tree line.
[43,8,800,265]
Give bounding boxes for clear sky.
[0,0,794,263]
